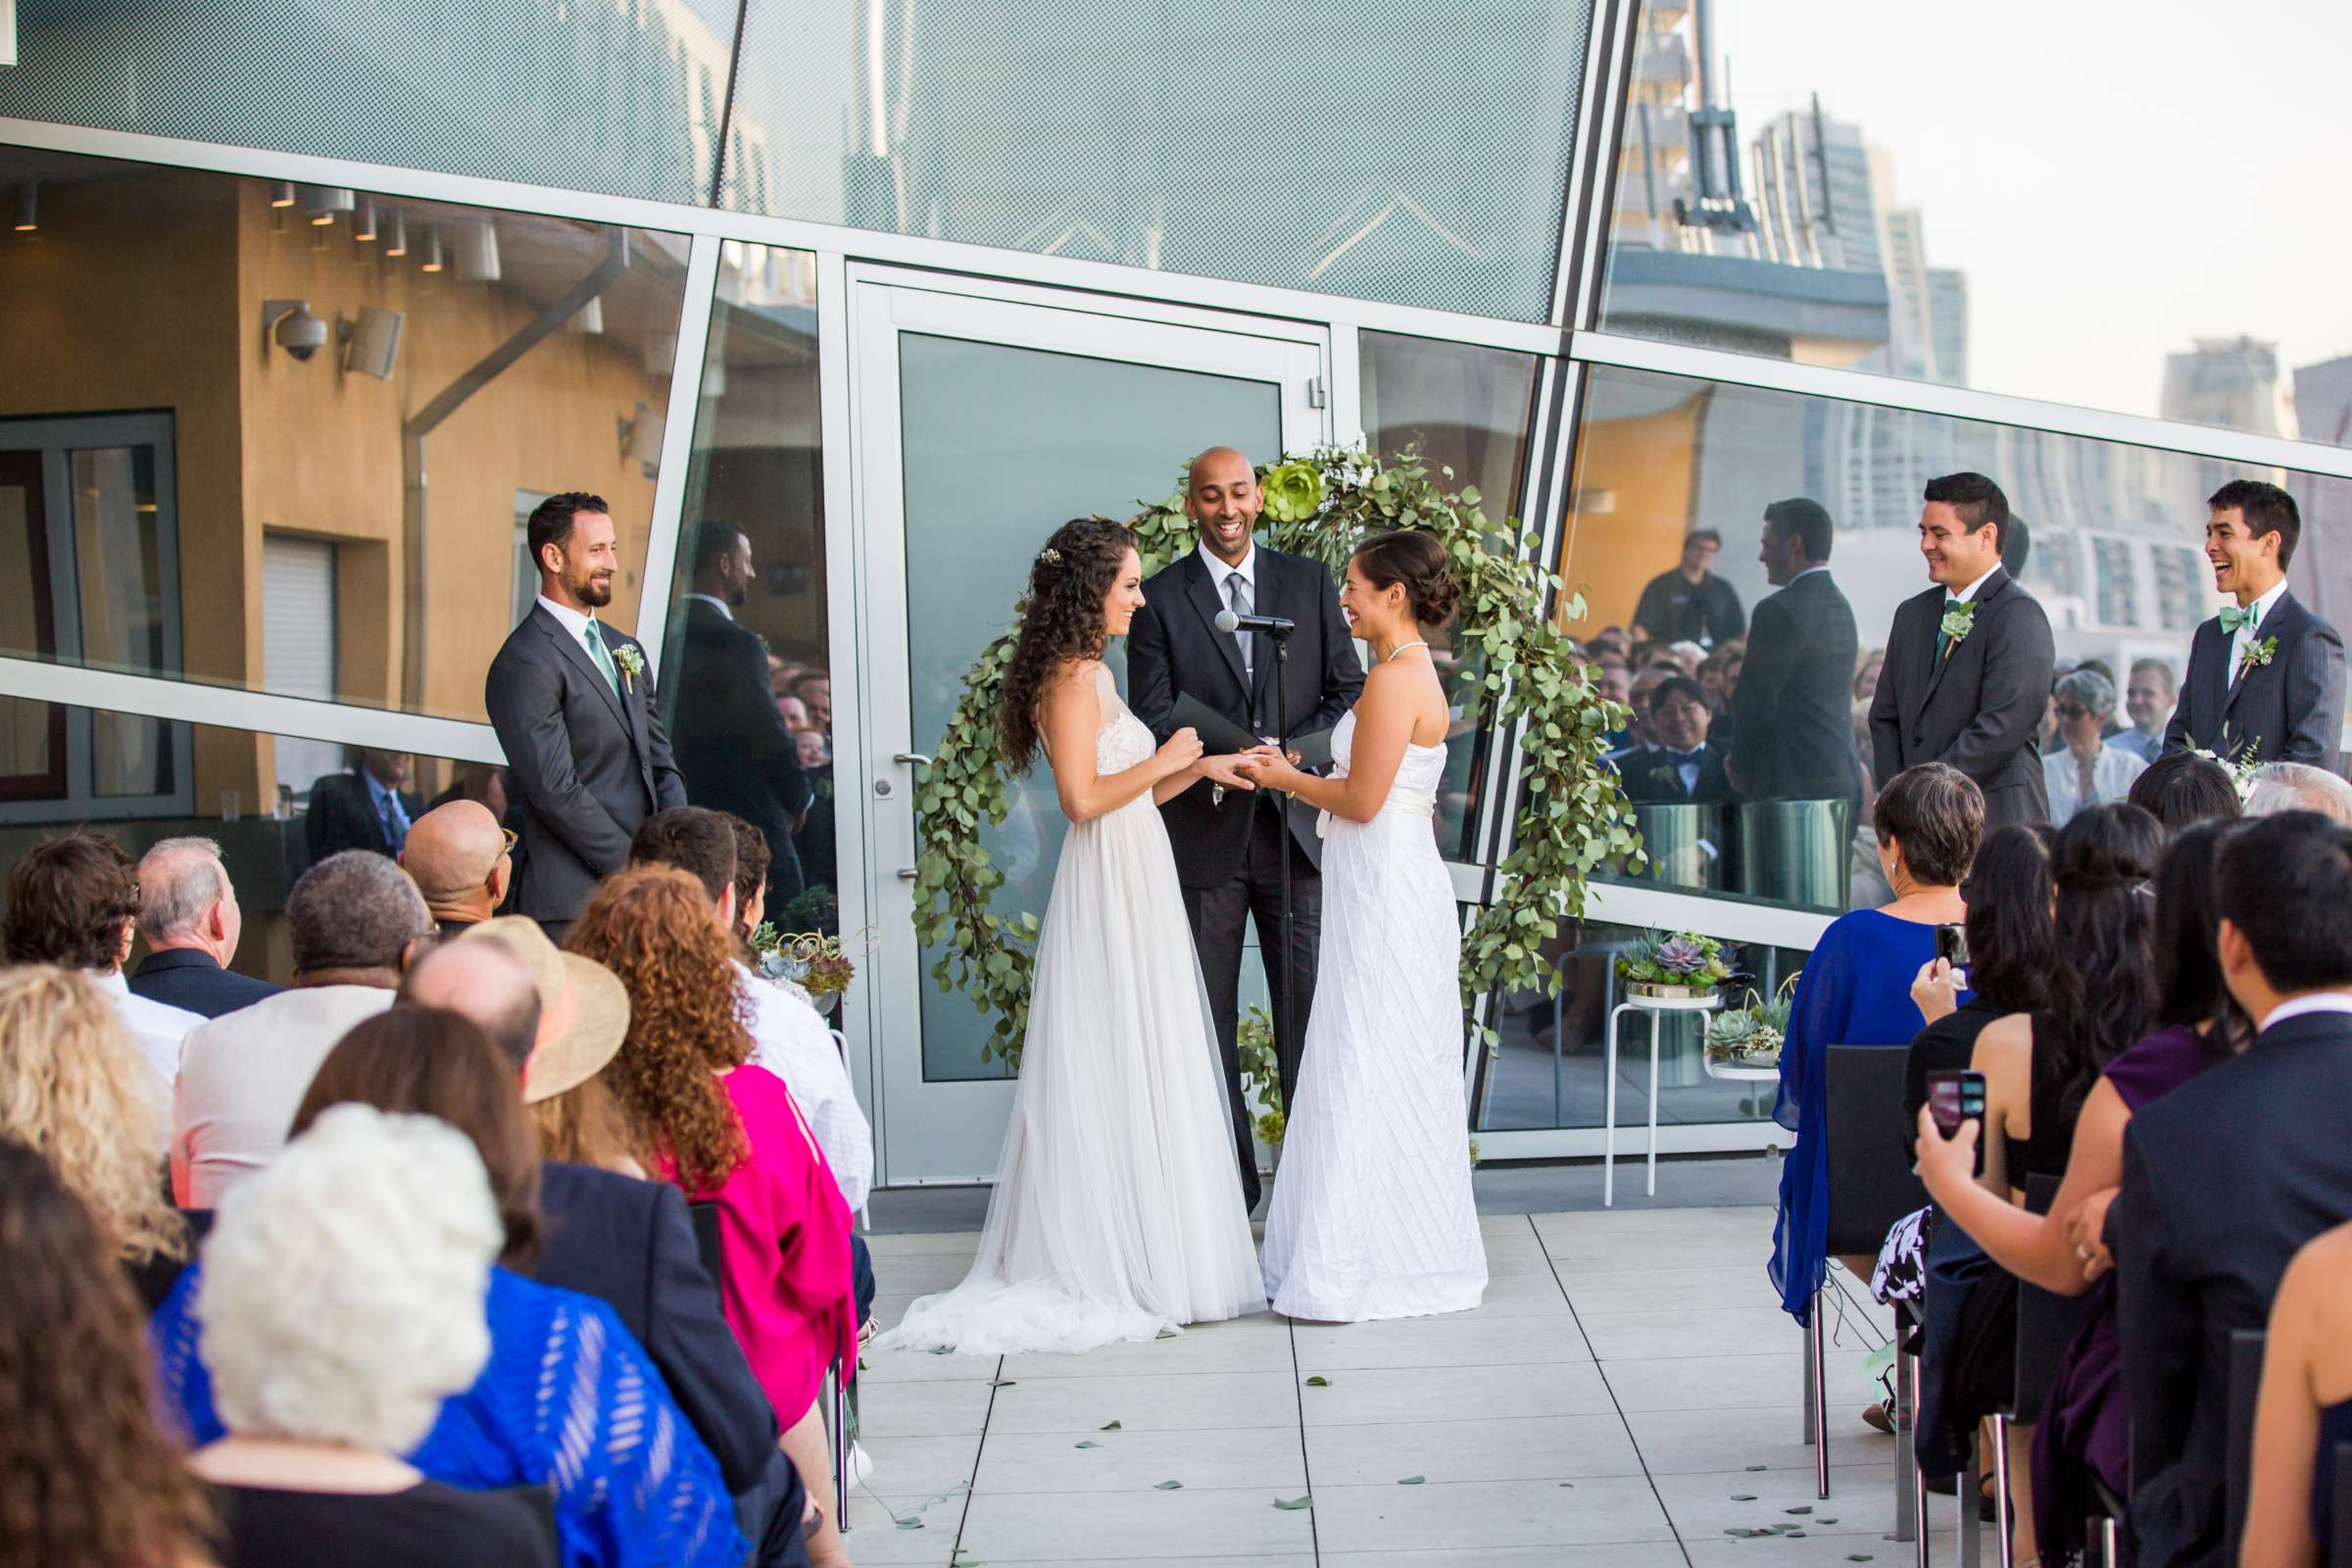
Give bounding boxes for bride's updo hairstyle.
[1000,517,1141,772]
[1349,529,1462,629]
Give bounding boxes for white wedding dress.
[1259,709,1488,1321]
[877,664,1265,1355]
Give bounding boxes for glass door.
[849,273,1328,1183]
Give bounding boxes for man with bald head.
[1127,445,1365,1210]
[399,800,514,942]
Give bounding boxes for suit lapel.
[2223,592,2293,723]
[1182,553,1251,699]
[532,606,632,737]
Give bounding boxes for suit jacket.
[2161,590,2346,765]
[530,1162,781,1496]
[1127,547,1364,888]
[303,768,422,861]
[670,597,813,903]
[2117,1009,2352,1567]
[484,606,687,925]
[1731,568,1864,805]
[127,949,282,1020]
[1868,568,2056,826]
[1619,741,1737,806]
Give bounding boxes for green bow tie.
[2219,604,2259,634]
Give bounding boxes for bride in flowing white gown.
[1238,529,1487,1322]
[878,518,1266,1356]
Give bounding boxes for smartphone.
[1926,1068,1987,1177]
[1934,922,1971,969]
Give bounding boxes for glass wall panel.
[0,0,720,204]
[723,0,1592,320]
[0,153,693,726]
[0,702,498,984]
[1598,0,2352,447]
[657,242,837,935]
[1359,331,1541,858]
[1476,920,1796,1134]
[1558,364,2352,915]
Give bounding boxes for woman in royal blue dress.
[1771,761,1984,1325]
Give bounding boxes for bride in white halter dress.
[879,525,1263,1356]
[1242,531,1487,1322]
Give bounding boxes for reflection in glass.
[661,243,837,931]
[0,155,694,726]
[1601,0,2352,447]
[1359,332,1540,859]
[1475,920,1795,1132]
[1559,364,2352,915]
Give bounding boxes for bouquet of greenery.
[1614,930,1735,993]
[1707,976,1797,1069]
[751,921,863,1006]
[1236,1004,1286,1148]
[2189,744,2263,803]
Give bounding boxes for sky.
[1704,0,2352,430]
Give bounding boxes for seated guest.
[171,850,431,1207]
[1592,661,1635,752]
[178,1103,554,1567]
[402,932,814,1559]
[0,965,190,1306]
[2116,809,2352,1567]
[305,746,422,860]
[2114,658,2178,764]
[1772,762,1982,1331]
[1607,664,1675,764]
[3,827,203,1111]
[0,1142,214,1568]
[399,801,514,941]
[2042,667,2147,824]
[1619,675,1735,805]
[1904,822,2058,1145]
[425,760,510,823]
[2126,750,2243,833]
[128,836,282,1017]
[2246,760,2352,823]
[153,1016,747,1568]
[2243,1220,2352,1568]
[570,866,858,1568]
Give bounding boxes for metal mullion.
[629,232,723,675]
[1569,328,2352,481]
[1550,0,1643,330]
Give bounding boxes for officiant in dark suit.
[669,520,814,907]
[1869,472,2056,828]
[485,492,686,938]
[1728,498,1863,809]
[1127,447,1364,1210]
[2161,478,2345,767]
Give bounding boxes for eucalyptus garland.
[908,445,1639,1071]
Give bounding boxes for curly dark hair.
[0,1140,214,1568]
[2040,804,2163,1122]
[1350,528,1462,627]
[565,865,753,1193]
[999,517,1140,771]
[2,829,138,970]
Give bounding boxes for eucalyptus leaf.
[1272,1495,1313,1511]
[1075,1441,1101,1449]
[1397,1476,1426,1486]
[1154,1480,1184,1491]
[1100,1420,1122,1431]
[1303,1375,1330,1387]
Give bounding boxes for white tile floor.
[845,1205,1992,1566]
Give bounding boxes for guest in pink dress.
[569,866,857,1568]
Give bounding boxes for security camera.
[261,299,328,362]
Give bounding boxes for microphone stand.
[1267,625,1296,1170]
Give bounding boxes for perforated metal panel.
[720,0,1592,322]
[0,0,720,204]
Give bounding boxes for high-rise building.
[1750,108,1880,275]
[1927,269,1969,386]
[2161,335,2299,440]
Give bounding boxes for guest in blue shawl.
[1772,761,1984,1324]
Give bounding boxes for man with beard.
[486,492,686,938]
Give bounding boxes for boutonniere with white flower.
[2238,635,2278,681]
[612,643,645,693]
[1938,600,1976,652]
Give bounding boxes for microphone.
[1214,608,1297,637]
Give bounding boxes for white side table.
[1604,991,1721,1206]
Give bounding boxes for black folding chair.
[489,1483,560,1566]
[2226,1329,2265,1561]
[1813,1045,1933,1503]
[2332,1441,2352,1565]
[1988,1175,2100,1568]
[686,1199,724,1286]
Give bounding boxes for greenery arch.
[908,445,1639,1079]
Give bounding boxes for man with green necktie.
[1868,472,2057,827]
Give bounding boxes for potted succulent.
[1614,929,1734,1002]
[751,921,861,1009]
[1706,977,1796,1071]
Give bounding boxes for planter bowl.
[1625,980,1719,1001]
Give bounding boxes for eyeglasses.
[2056,702,2093,719]
[500,826,518,856]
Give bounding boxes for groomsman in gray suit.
[485,492,686,937]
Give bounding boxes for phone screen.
[1935,922,1971,969]
[1926,1068,1987,1177]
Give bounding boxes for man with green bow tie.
[2162,479,2345,766]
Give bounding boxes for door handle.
[893,752,932,767]
[896,867,918,880]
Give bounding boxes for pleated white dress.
[877,664,1264,1355]
[1259,710,1488,1321]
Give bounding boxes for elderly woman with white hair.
[2245,760,2352,823]
[180,1102,554,1566]
[2042,666,2147,824]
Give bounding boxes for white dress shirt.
[171,985,395,1207]
[89,968,202,1132]
[535,593,614,664]
[733,959,872,1211]
[682,592,733,621]
[2259,991,2352,1033]
[2043,744,2148,824]
[1200,542,1259,678]
[2226,578,2290,684]
[1947,564,2000,606]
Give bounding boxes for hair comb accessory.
[1038,547,1062,564]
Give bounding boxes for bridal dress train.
[877,664,1264,1356]
[1259,709,1487,1322]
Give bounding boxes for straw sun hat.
[451,916,629,1103]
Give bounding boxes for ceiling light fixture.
[565,296,605,334]
[419,228,444,273]
[269,180,296,208]
[300,185,353,226]
[453,220,500,282]
[354,202,378,242]
[12,181,35,233]
[384,214,409,257]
